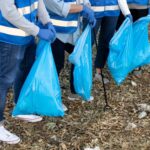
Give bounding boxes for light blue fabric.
[108,16,150,85]
[69,25,92,101]
[13,40,64,117]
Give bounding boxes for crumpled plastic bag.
[13,40,64,117]
[69,25,92,101]
[108,16,150,85]
[132,15,150,69]
[108,18,134,85]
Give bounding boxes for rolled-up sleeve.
[44,0,71,17]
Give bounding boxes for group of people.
[0,0,149,144]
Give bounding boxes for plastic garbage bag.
[108,16,150,85]
[13,40,64,117]
[132,15,150,69]
[108,18,134,85]
[69,25,92,101]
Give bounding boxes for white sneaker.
[88,96,94,101]
[82,96,94,103]
[68,94,80,101]
[94,73,109,84]
[62,104,68,112]
[0,126,20,144]
[12,115,42,123]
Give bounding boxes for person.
[44,0,96,104]
[0,0,56,144]
[116,0,149,77]
[117,0,149,28]
[84,0,132,84]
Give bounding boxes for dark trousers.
[0,42,36,121]
[116,9,148,30]
[84,16,118,69]
[51,38,75,94]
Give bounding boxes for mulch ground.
[0,52,150,150]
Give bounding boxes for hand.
[126,14,133,22]
[45,22,56,35]
[38,29,56,42]
[81,5,96,28]
[45,22,56,42]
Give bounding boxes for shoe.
[82,96,94,103]
[88,96,94,101]
[0,126,20,144]
[68,94,80,101]
[62,104,68,112]
[12,115,42,123]
[94,73,109,84]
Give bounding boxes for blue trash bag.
[13,40,64,117]
[68,25,92,101]
[108,18,134,85]
[132,15,150,69]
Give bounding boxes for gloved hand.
[45,22,56,35]
[81,5,96,28]
[38,29,56,42]
[126,14,133,22]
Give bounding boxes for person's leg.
[131,9,148,21]
[13,43,43,122]
[65,43,75,94]
[95,16,118,69]
[0,42,26,144]
[14,43,36,103]
[51,39,65,76]
[51,39,68,110]
[94,16,118,83]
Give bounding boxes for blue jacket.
[0,0,38,45]
[127,0,149,5]
[48,0,79,34]
[127,0,149,9]
[89,0,120,18]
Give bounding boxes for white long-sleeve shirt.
[44,0,90,45]
[0,0,51,36]
[118,0,131,16]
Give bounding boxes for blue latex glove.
[81,5,96,28]
[126,14,133,22]
[45,22,56,42]
[46,22,56,34]
[38,29,56,42]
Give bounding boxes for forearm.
[44,0,71,17]
[118,0,131,16]
[69,4,83,13]
[0,0,39,36]
[38,0,51,25]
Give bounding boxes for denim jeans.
[83,16,118,69]
[0,42,36,121]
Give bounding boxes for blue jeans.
[83,16,118,69]
[0,42,36,121]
